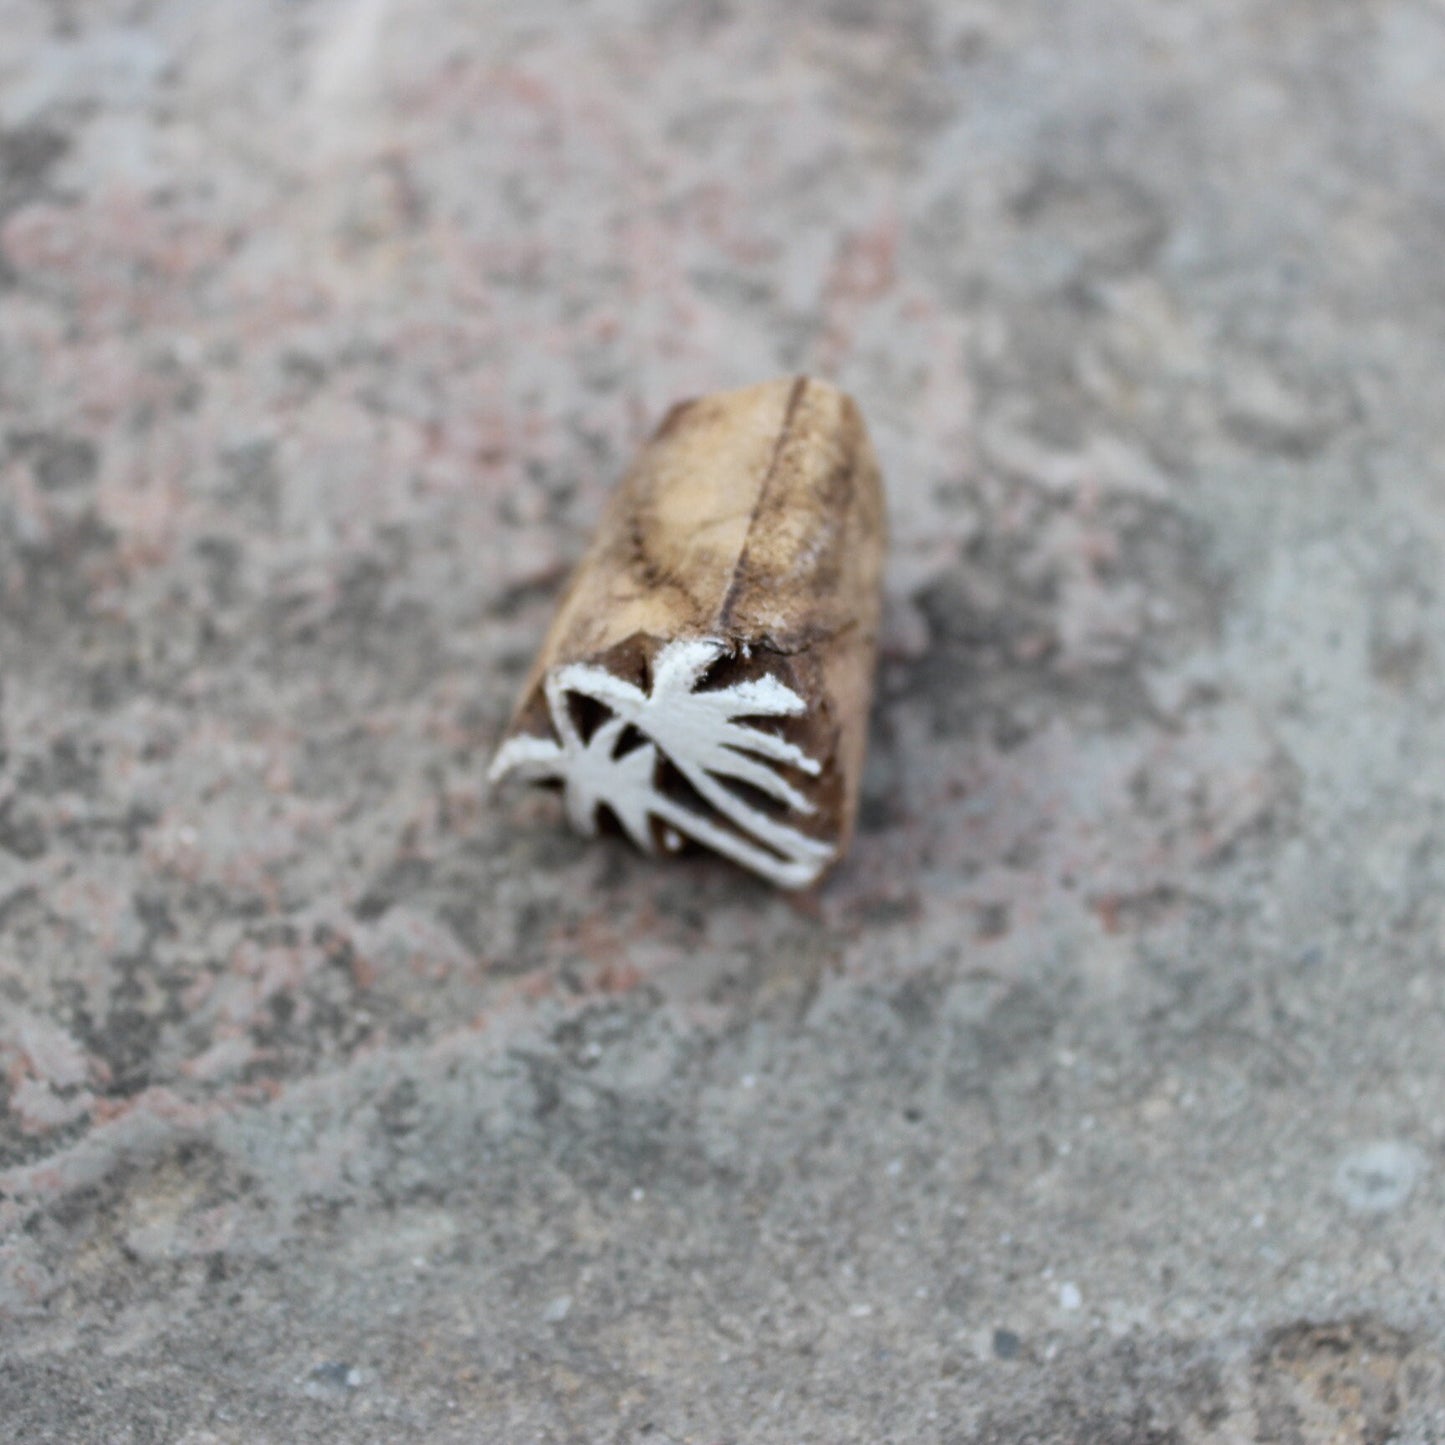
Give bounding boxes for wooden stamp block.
[490,376,886,889]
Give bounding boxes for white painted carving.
[489,637,835,888]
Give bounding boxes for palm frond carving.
[489,638,834,888]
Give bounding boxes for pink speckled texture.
[3,1,1445,1440]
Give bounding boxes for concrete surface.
[2,1,1444,1440]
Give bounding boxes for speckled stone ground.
[2,2,1444,1441]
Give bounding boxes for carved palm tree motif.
[488,638,836,888]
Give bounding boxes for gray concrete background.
[2,1,1444,1440]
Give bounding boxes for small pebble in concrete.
[1059,1282,1082,1310]
[543,1295,573,1323]
[303,1362,361,1398]
[992,1329,1022,1360]
[1332,1141,1426,1214]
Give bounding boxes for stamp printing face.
[489,637,835,889]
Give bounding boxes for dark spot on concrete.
[0,123,69,222]
[1011,167,1169,277]
[0,799,47,860]
[7,431,98,491]
[193,535,243,608]
[216,439,281,532]
[976,901,1010,940]
[355,855,434,921]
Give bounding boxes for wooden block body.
[490,376,886,889]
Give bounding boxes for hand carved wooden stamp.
[489,376,886,889]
